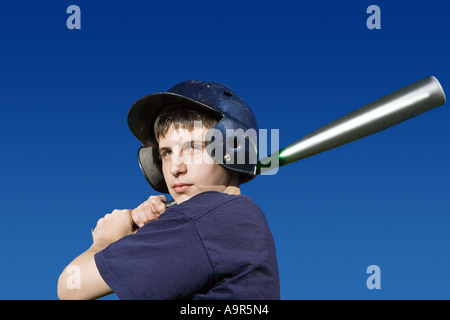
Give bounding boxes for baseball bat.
[92,76,446,238]
[166,76,446,207]
[256,76,446,174]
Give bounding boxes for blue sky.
[0,1,449,299]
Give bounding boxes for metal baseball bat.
[256,76,446,175]
[92,76,445,238]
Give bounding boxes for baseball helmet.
[127,80,258,194]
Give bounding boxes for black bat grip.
[165,199,177,208]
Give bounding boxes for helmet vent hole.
[233,137,239,148]
[229,136,239,149]
[223,91,233,97]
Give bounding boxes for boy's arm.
[57,196,167,300]
[57,209,135,300]
[57,241,113,300]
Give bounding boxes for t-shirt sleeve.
[94,211,215,300]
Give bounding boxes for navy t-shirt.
[94,191,280,300]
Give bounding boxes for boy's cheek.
[201,149,217,165]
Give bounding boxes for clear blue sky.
[1,0,449,299]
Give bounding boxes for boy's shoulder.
[170,191,259,221]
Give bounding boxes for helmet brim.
[127,92,224,145]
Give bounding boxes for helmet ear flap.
[205,123,258,180]
[138,146,169,194]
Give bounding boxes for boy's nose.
[169,154,187,177]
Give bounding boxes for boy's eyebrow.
[158,140,205,153]
[181,140,205,148]
[158,146,171,154]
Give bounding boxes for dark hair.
[154,107,220,141]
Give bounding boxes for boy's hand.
[92,209,135,245]
[131,195,167,228]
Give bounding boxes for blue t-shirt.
[94,191,280,300]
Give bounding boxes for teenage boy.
[58,80,280,300]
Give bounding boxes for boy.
[57,80,280,300]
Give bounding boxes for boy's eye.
[161,150,172,158]
[189,143,202,151]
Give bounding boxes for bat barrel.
[257,76,446,174]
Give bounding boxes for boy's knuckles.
[131,210,139,220]
[157,202,166,211]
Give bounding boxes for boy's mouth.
[172,183,193,193]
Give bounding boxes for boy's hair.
[154,107,220,142]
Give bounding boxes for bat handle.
[91,199,177,240]
[165,199,177,208]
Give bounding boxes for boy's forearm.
[57,241,113,300]
[58,209,136,299]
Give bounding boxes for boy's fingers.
[147,195,167,203]
[131,195,167,229]
[142,201,157,217]
[132,201,159,226]
[131,208,145,228]
[147,195,168,210]
[150,198,166,215]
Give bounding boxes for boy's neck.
[223,185,241,195]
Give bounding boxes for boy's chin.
[170,186,229,204]
[170,192,195,205]
[170,188,210,204]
